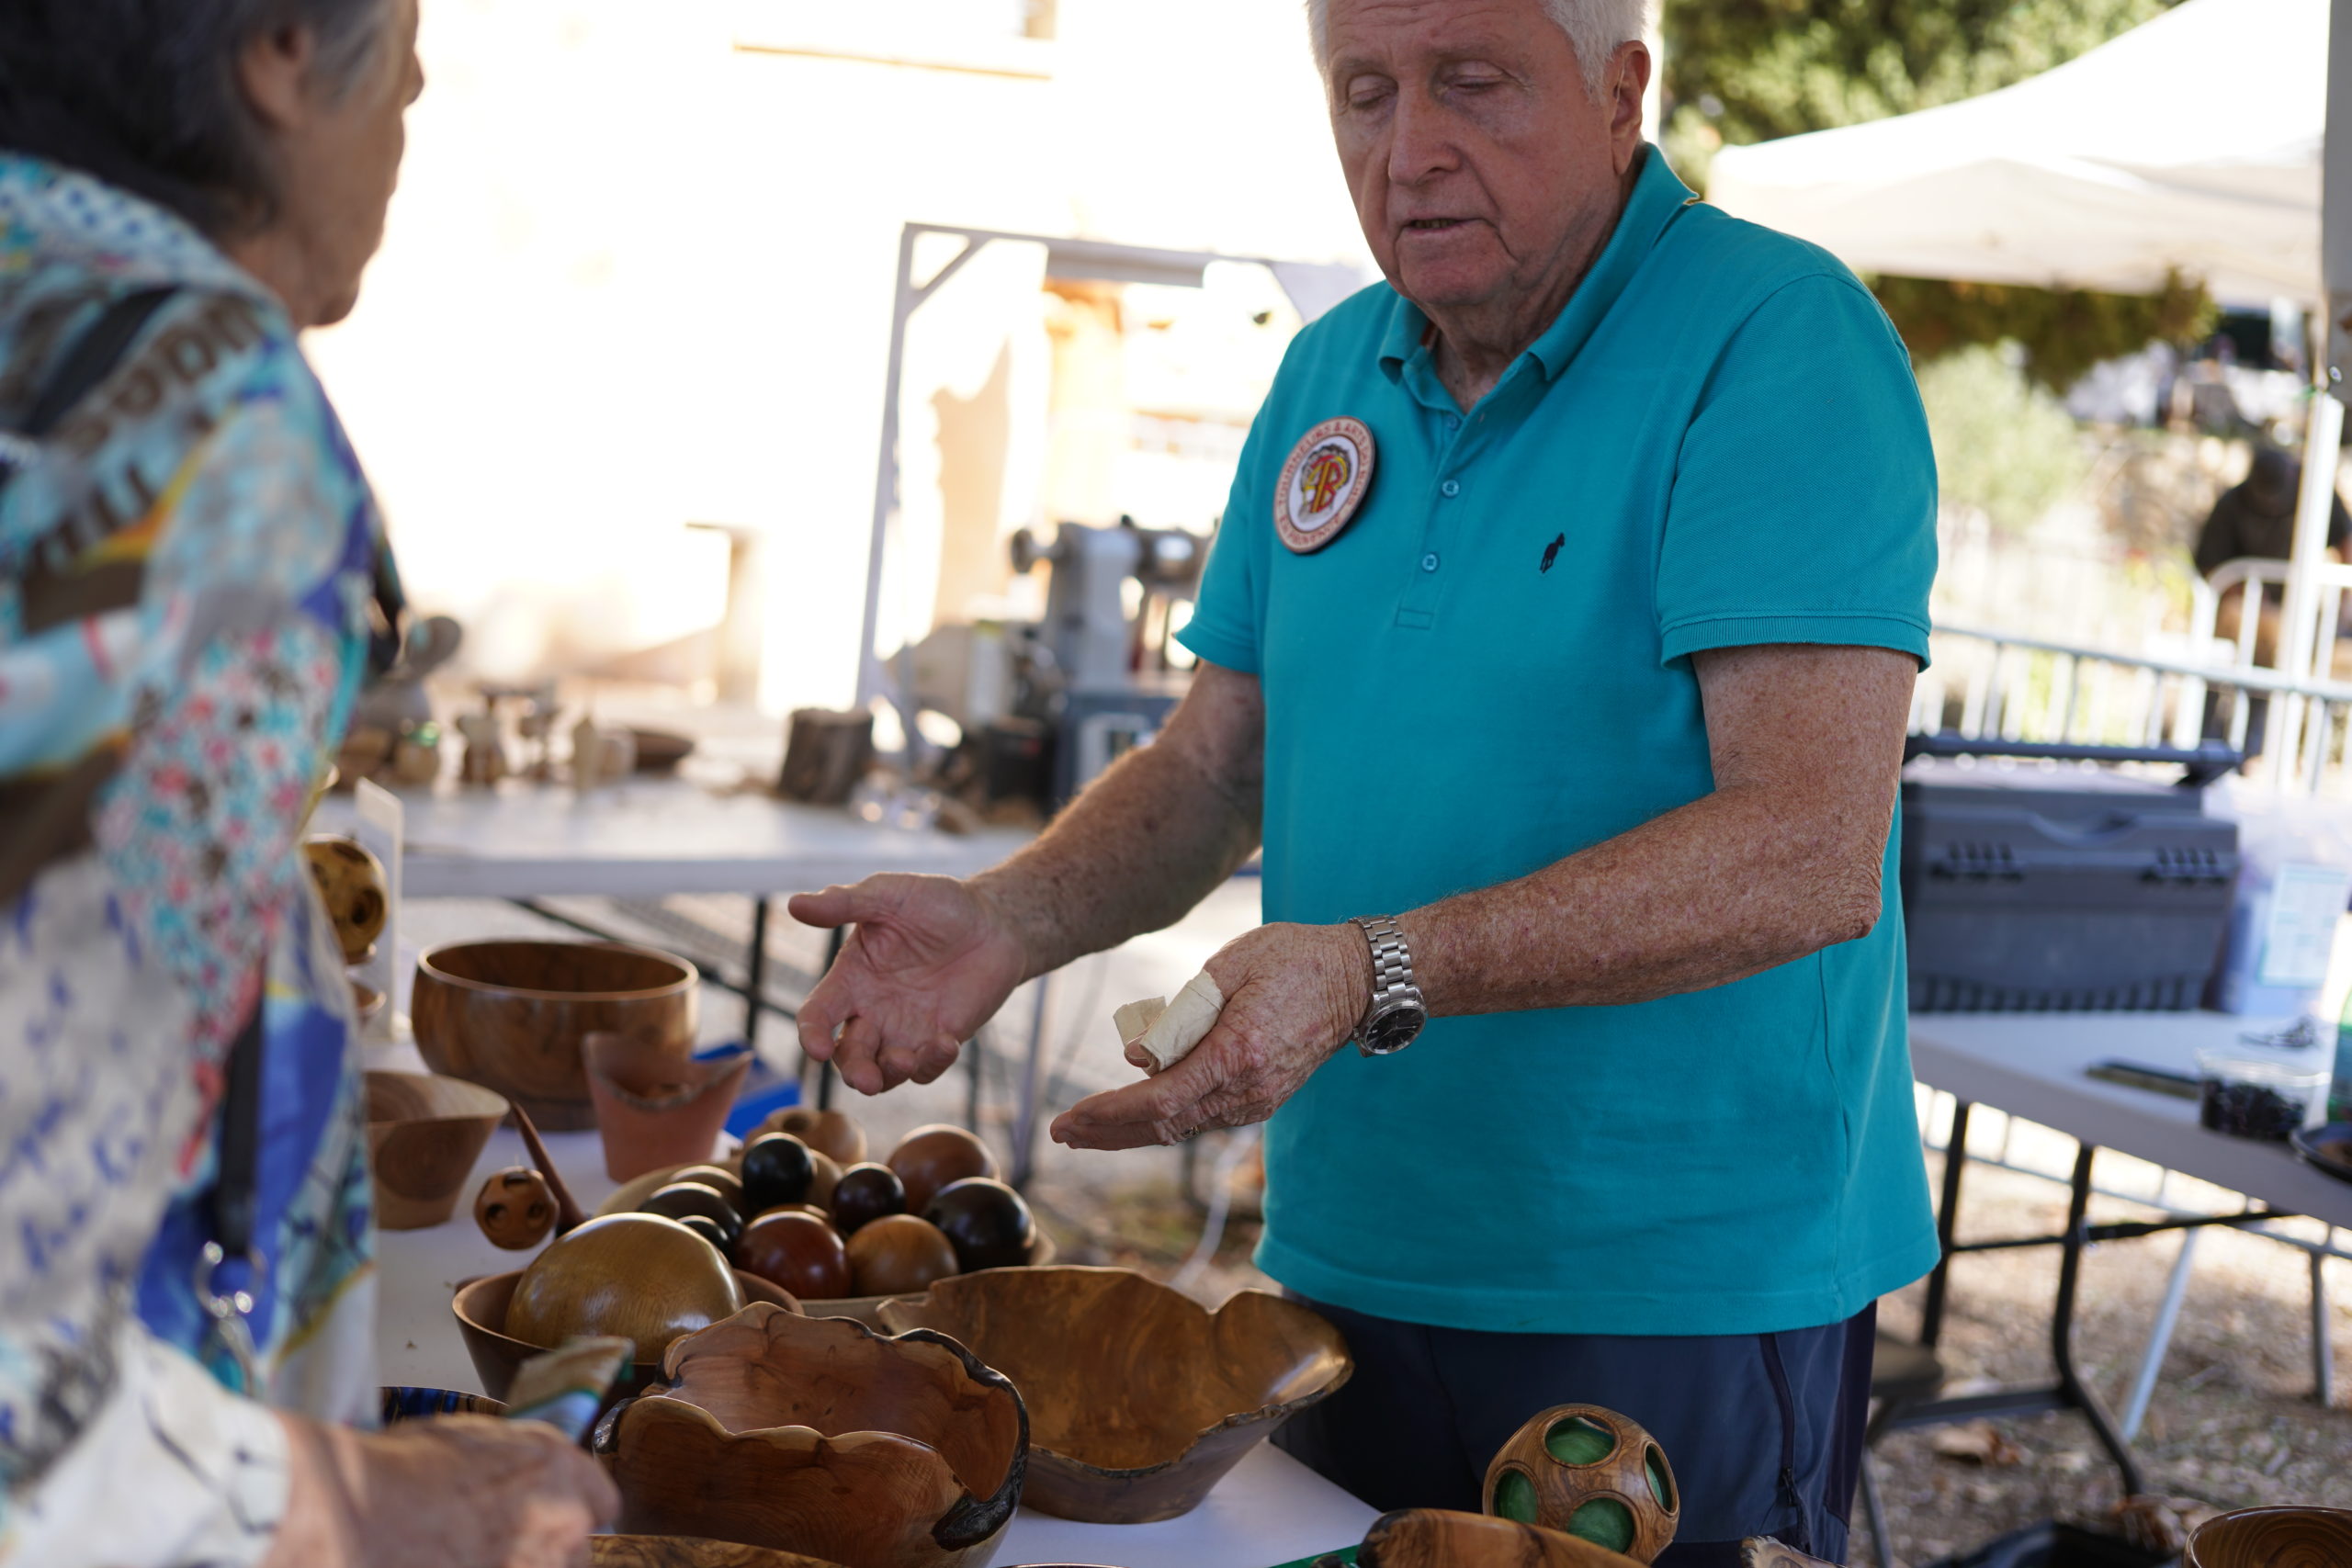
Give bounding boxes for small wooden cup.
[1483,1404,1679,1564]
[366,1070,511,1230]
[2188,1506,2352,1567]
[600,1303,1027,1568]
[878,1264,1351,1523]
[585,1032,751,1181]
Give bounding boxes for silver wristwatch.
[1350,916,1427,1056]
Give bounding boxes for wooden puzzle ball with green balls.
[1482,1404,1681,1563]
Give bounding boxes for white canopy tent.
[1705,0,2324,308]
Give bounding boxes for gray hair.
[0,0,391,237]
[1306,0,1646,97]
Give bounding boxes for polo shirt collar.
[1376,144,1694,387]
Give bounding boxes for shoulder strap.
[17,286,180,437]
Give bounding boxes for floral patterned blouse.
[0,154,387,1566]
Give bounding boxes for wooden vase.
[877,1264,1351,1524]
[365,1070,511,1230]
[585,1032,752,1181]
[1483,1404,1680,1564]
[601,1303,1027,1568]
[412,940,696,1131]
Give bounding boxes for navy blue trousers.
[1273,1296,1876,1567]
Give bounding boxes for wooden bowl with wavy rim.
[2188,1506,2352,1568]
[367,1070,511,1230]
[879,1264,1351,1524]
[598,1303,1027,1568]
[413,940,696,1131]
[451,1269,797,1403]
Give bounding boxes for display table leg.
[1921,1098,1972,1348]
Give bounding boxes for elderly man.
[792,0,1938,1558]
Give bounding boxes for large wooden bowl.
[413,940,696,1131]
[452,1269,797,1403]
[878,1265,1351,1524]
[600,1303,1027,1568]
[366,1070,511,1230]
[2188,1506,2352,1567]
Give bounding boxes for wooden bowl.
[600,1303,1027,1568]
[2188,1506,2352,1567]
[413,940,697,1131]
[878,1264,1350,1524]
[1357,1508,1648,1568]
[593,1540,847,1568]
[366,1070,511,1230]
[451,1269,797,1403]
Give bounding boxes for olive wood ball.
[505,1213,745,1359]
[887,1124,998,1215]
[830,1162,906,1235]
[474,1166,559,1250]
[1483,1404,1679,1563]
[758,1106,866,1168]
[302,835,388,965]
[844,1213,957,1297]
[737,1211,853,1301]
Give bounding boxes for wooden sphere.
[1483,1404,1679,1563]
[302,835,388,964]
[752,1202,832,1226]
[922,1178,1035,1273]
[845,1214,958,1296]
[505,1213,745,1359]
[675,1214,732,1255]
[737,1211,853,1300]
[888,1124,998,1214]
[640,1180,743,1250]
[829,1162,906,1235]
[474,1166,558,1250]
[760,1106,866,1167]
[740,1134,816,1213]
[806,1152,842,1212]
[668,1163,748,1215]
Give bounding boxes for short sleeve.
[1175,412,1276,675]
[1655,273,1937,668]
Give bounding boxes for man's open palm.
[787,874,1028,1095]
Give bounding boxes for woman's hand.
[265,1413,616,1568]
[787,874,1032,1095]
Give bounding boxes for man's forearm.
[972,671,1264,981]
[1401,781,1891,1016]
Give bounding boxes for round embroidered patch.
[1274,416,1375,554]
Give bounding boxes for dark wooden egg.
[474,1166,558,1250]
[741,1134,816,1213]
[845,1214,958,1296]
[923,1178,1035,1273]
[737,1211,853,1301]
[641,1181,743,1250]
[668,1163,748,1215]
[830,1162,906,1235]
[504,1213,745,1359]
[888,1124,998,1214]
[674,1214,731,1255]
[806,1152,842,1212]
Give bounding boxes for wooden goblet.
[1483,1405,1679,1564]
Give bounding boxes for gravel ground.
[401,890,2352,1566]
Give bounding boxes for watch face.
[1363,1002,1426,1055]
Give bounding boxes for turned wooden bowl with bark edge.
[2188,1506,2352,1568]
[878,1264,1351,1524]
[451,1269,797,1403]
[597,1303,1028,1568]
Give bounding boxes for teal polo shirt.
[1176,148,1941,1336]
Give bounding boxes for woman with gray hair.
[0,3,614,1565]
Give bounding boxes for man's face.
[1324,0,1645,317]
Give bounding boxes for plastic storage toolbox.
[1900,750,2238,1011]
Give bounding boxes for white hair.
[1305,0,1646,98]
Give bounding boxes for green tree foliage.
[1916,344,2088,533]
[1662,0,2213,388]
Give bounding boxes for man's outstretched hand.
[1051,921,1370,1149]
[787,874,1030,1096]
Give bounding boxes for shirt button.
[1420,552,1441,572]
[1440,479,1461,498]
[1444,415,1462,433]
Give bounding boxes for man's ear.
[1610,40,1651,161]
[237,24,321,133]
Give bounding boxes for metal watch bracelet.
[1351,914,1419,1055]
